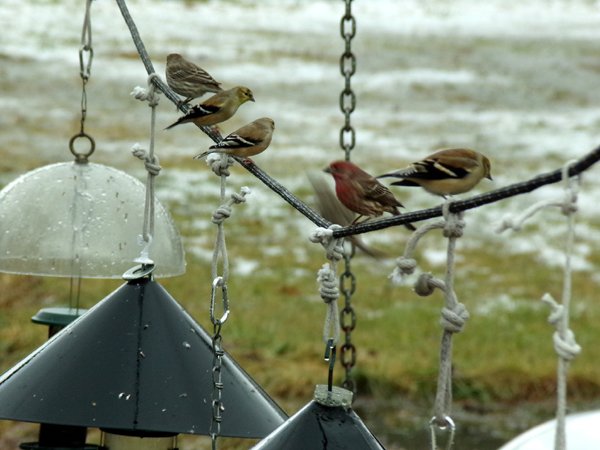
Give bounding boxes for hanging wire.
[66,0,96,313]
[69,0,96,164]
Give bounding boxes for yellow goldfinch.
[378,148,492,197]
[194,117,274,160]
[165,53,222,105]
[165,86,255,130]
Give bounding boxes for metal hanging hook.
[210,276,230,326]
[324,338,337,392]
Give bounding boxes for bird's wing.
[182,66,220,86]
[362,178,401,207]
[210,133,257,150]
[186,103,220,118]
[164,104,219,129]
[384,157,471,181]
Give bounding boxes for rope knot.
[317,263,339,304]
[397,257,417,275]
[131,144,162,176]
[309,225,344,262]
[414,272,445,297]
[541,293,581,361]
[439,303,469,333]
[130,74,161,107]
[442,205,465,238]
[211,187,251,225]
[207,153,234,177]
[212,205,232,225]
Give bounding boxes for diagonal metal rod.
[331,144,600,238]
[116,0,600,238]
[115,0,222,143]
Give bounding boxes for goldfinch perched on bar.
[165,86,255,130]
[194,117,274,160]
[165,53,222,105]
[324,160,415,230]
[378,148,492,197]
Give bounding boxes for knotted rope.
[393,201,468,450]
[498,161,581,450]
[130,73,162,265]
[310,224,344,346]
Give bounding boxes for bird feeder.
[0,161,185,279]
[252,385,385,450]
[0,276,287,447]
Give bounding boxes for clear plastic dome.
[0,162,185,278]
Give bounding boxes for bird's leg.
[351,215,369,225]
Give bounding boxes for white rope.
[309,224,345,262]
[498,161,580,450]
[495,161,579,234]
[394,201,468,450]
[130,74,162,265]
[317,263,341,345]
[390,220,445,283]
[211,184,251,282]
[310,224,344,346]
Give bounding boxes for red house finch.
[324,160,415,229]
[194,117,274,160]
[165,53,222,105]
[307,171,386,257]
[378,148,492,197]
[165,86,254,130]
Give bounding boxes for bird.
[194,117,274,160]
[378,148,492,197]
[324,160,415,230]
[307,171,387,258]
[165,53,222,105]
[165,86,255,130]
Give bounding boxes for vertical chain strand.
[339,0,357,161]
[209,277,229,449]
[340,250,357,394]
[338,0,358,396]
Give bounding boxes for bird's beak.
[323,167,332,174]
[486,174,493,180]
[249,94,255,102]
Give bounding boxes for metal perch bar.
[117,0,600,238]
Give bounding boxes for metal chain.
[70,0,95,163]
[210,276,229,450]
[340,249,357,394]
[339,0,358,396]
[339,0,357,161]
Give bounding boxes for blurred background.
[1,0,600,448]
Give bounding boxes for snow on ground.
[1,0,600,279]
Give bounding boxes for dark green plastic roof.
[0,278,286,438]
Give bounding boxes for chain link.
[70,0,95,163]
[339,0,357,161]
[209,277,228,449]
[338,0,358,396]
[210,323,225,450]
[340,252,357,394]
